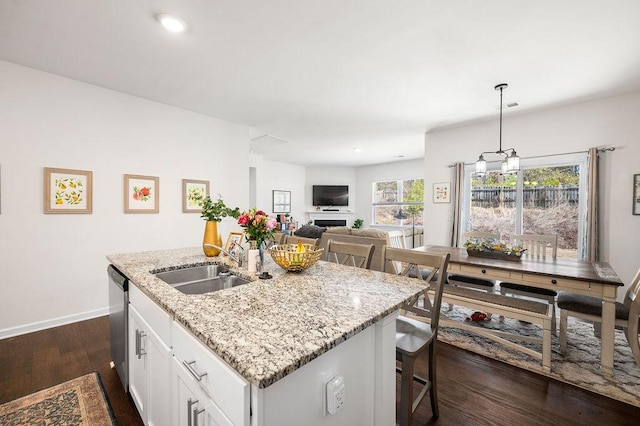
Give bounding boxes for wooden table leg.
[600,290,617,376]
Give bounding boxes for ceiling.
[2,1,639,167]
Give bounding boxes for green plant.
[200,195,241,222]
[352,218,364,229]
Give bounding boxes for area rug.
[0,372,116,425]
[437,305,640,407]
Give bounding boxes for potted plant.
[352,218,364,229]
[201,195,241,257]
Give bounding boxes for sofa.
[294,225,392,271]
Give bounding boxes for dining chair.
[557,266,640,368]
[385,230,407,274]
[325,239,375,269]
[382,246,450,425]
[279,234,319,246]
[448,231,499,293]
[500,234,558,334]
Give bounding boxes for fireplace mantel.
[307,210,354,227]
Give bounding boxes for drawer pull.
[135,329,147,359]
[187,399,199,426]
[184,360,208,382]
[551,279,557,285]
[481,269,487,274]
[194,407,205,426]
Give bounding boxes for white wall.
[256,159,307,226]
[355,159,425,228]
[0,61,250,337]
[305,167,357,223]
[423,91,640,298]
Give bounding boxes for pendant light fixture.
[475,83,520,175]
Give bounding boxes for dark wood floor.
[1,316,639,425]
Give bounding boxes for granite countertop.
[107,247,427,388]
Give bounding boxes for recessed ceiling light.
[157,13,187,32]
[353,148,362,152]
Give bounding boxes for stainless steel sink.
[172,275,249,295]
[155,265,222,284]
[155,265,250,294]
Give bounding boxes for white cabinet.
[129,285,173,426]
[172,322,250,426]
[173,357,233,426]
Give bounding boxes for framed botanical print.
[634,174,640,215]
[44,167,93,213]
[182,179,210,213]
[124,174,159,213]
[433,182,451,203]
[272,190,291,213]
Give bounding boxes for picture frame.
[272,190,291,213]
[182,179,210,213]
[124,174,159,213]
[433,182,451,203]
[44,167,93,214]
[634,174,640,216]
[225,232,245,252]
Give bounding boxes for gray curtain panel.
[585,147,599,261]
[450,162,465,247]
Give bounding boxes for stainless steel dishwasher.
[108,264,129,392]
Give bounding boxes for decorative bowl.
[268,244,324,272]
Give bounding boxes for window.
[372,179,424,226]
[463,155,586,259]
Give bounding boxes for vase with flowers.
[237,208,278,269]
[200,195,240,256]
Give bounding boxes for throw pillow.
[294,225,327,239]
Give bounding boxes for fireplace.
[315,219,347,227]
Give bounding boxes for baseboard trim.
[0,307,110,340]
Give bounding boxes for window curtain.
[450,162,465,247]
[584,147,599,261]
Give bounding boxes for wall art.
[433,182,451,203]
[44,167,93,213]
[182,179,210,213]
[124,174,159,213]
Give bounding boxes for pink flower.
[238,215,249,226]
[266,217,278,230]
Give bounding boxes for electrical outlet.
[326,375,345,415]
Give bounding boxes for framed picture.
[124,174,159,213]
[272,190,291,213]
[225,232,245,252]
[182,179,210,213]
[44,167,93,214]
[634,174,640,215]
[433,182,451,203]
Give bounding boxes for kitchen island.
[108,247,428,426]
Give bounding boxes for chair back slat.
[624,267,640,306]
[280,235,319,246]
[512,234,558,259]
[326,239,375,269]
[462,231,500,241]
[382,246,450,331]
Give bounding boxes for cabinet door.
[129,304,173,426]
[129,304,149,421]
[173,358,233,426]
[147,323,172,426]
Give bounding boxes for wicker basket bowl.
[268,244,324,272]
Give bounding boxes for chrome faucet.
[203,244,244,268]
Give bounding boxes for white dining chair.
[500,234,558,334]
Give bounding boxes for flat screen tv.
[312,185,349,206]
